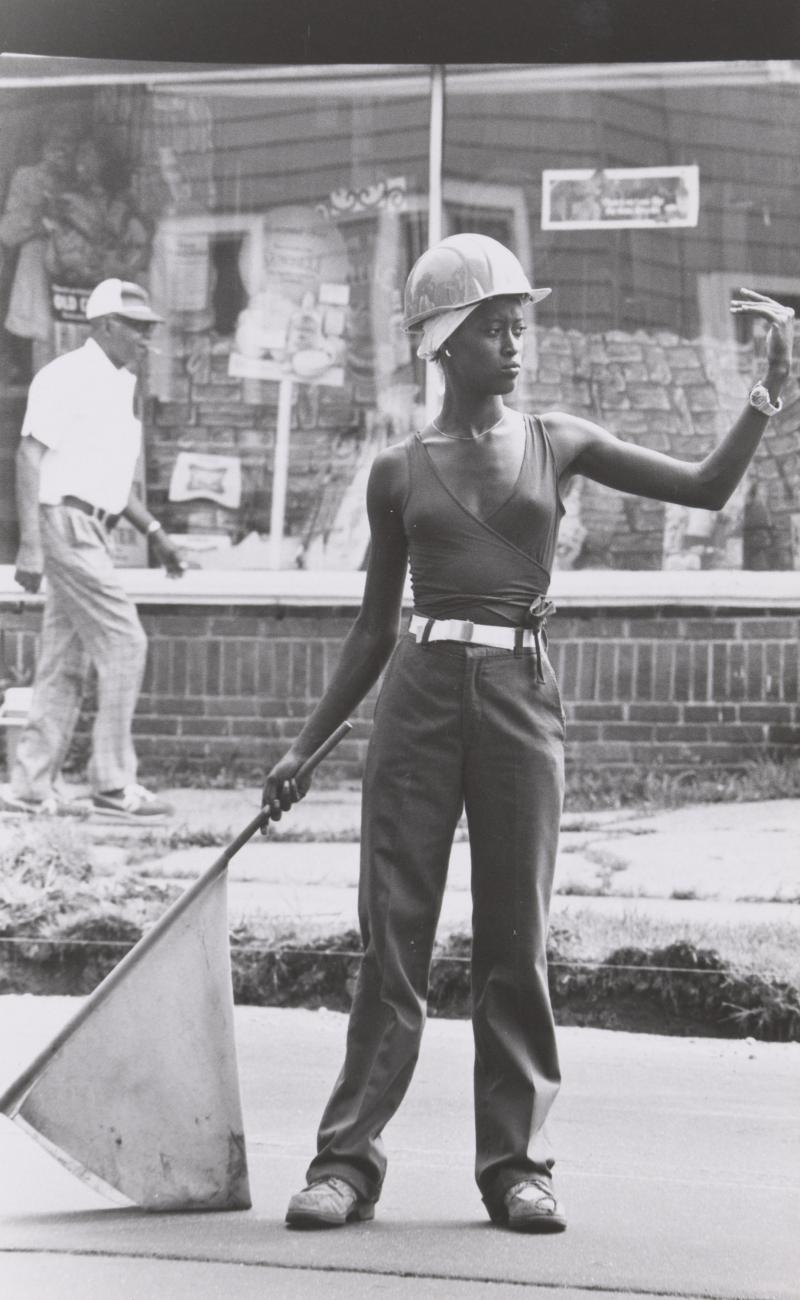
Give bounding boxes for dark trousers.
[306,634,566,1213]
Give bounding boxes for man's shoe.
[0,784,90,818]
[285,1176,375,1229]
[91,784,173,821]
[490,1179,567,1234]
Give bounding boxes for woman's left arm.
[546,290,794,509]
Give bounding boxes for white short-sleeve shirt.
[21,337,142,513]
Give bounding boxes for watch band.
[748,383,783,417]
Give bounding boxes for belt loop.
[420,618,435,648]
[513,627,525,658]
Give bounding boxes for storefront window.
[0,65,432,570]
[444,62,800,573]
[1,61,798,577]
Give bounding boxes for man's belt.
[62,496,121,530]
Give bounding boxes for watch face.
[750,384,777,414]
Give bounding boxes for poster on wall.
[541,165,699,231]
[228,204,350,388]
[168,452,242,509]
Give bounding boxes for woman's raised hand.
[730,288,795,373]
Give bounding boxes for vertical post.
[269,374,294,568]
[425,64,446,425]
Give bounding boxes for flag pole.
[0,720,352,1117]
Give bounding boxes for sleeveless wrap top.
[402,414,565,628]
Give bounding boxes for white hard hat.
[403,233,550,331]
[85,278,163,323]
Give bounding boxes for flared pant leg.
[464,647,565,1215]
[307,637,466,1201]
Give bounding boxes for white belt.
[409,614,538,651]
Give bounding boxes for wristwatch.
[146,519,163,536]
[748,383,783,417]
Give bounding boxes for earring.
[443,347,452,357]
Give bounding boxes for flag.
[1,870,251,1211]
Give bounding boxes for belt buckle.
[458,621,474,644]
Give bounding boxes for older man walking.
[1,278,185,820]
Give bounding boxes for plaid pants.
[306,634,566,1213]
[12,504,147,800]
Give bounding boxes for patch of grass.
[547,905,800,987]
[122,826,234,858]
[132,753,800,812]
[0,822,95,931]
[0,822,178,936]
[139,758,358,792]
[557,882,604,897]
[563,755,800,812]
[224,923,800,1040]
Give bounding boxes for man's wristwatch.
[146,519,163,537]
[748,383,783,417]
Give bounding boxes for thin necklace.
[431,412,505,441]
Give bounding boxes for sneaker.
[0,783,90,818]
[285,1176,375,1229]
[91,783,174,821]
[490,1179,567,1234]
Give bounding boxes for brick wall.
[2,601,797,779]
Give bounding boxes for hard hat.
[403,233,550,331]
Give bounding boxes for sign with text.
[542,166,699,231]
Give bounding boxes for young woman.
[262,233,794,1233]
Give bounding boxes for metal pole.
[425,64,446,424]
[269,374,294,568]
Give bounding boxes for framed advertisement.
[542,165,699,231]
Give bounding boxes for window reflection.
[444,62,800,572]
[0,62,797,573]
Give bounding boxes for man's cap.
[85,279,163,324]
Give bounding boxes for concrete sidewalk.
[2,787,798,939]
[0,995,798,1299]
[91,789,800,933]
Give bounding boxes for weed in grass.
[0,821,179,937]
[1,821,93,888]
[722,978,800,1041]
[738,890,800,905]
[0,823,95,931]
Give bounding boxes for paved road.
[1,997,798,1299]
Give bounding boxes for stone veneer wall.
[1,601,797,779]
[518,328,800,572]
[142,325,800,574]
